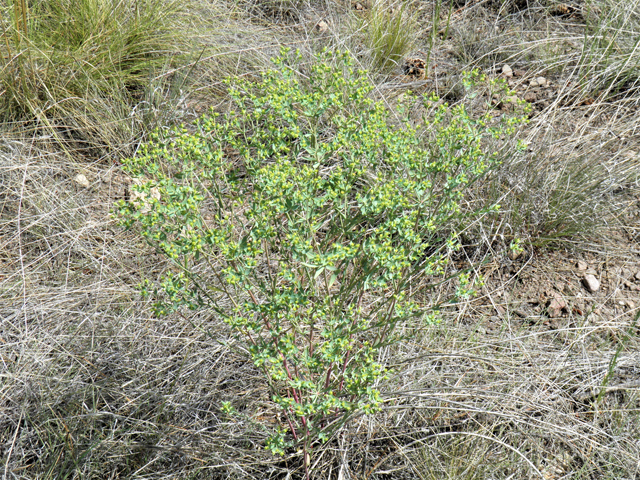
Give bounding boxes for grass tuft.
[359,0,418,74]
[0,0,193,156]
[577,0,640,99]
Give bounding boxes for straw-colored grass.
[1,0,639,478]
[0,0,194,157]
[358,0,418,74]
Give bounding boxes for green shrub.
[117,48,526,477]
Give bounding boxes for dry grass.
[1,0,640,478]
[358,0,419,74]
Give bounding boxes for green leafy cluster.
[117,48,526,462]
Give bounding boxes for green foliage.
[116,48,526,472]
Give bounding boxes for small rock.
[635,271,640,281]
[508,248,523,260]
[529,79,539,87]
[627,300,635,309]
[524,91,537,103]
[354,2,363,9]
[501,64,513,78]
[74,173,90,188]
[547,293,567,317]
[537,76,547,87]
[513,69,526,77]
[577,260,588,271]
[583,274,600,293]
[128,177,161,214]
[315,20,328,33]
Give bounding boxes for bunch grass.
[577,0,640,99]
[0,0,192,155]
[360,0,418,74]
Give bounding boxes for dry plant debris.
[1,0,639,478]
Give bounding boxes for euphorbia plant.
[117,48,527,477]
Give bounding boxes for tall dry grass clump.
[358,0,418,74]
[577,0,640,99]
[0,0,193,156]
